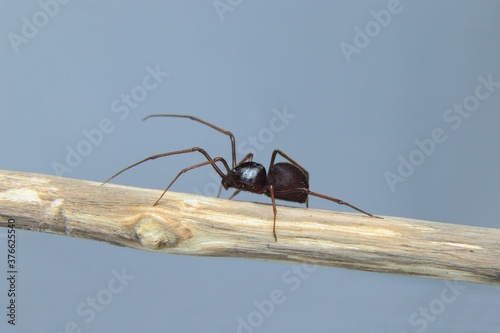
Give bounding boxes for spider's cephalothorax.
[103,114,377,241]
[223,161,266,193]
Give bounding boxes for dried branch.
[0,169,499,285]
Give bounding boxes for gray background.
[1,1,499,332]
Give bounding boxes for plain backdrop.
[1,1,499,332]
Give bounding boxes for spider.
[102,114,377,241]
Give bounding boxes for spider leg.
[269,149,309,178]
[143,114,238,169]
[227,189,241,200]
[307,190,377,217]
[273,188,376,218]
[267,184,278,242]
[154,156,230,206]
[237,152,254,164]
[101,147,229,185]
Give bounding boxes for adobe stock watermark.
[7,0,71,54]
[213,0,244,21]
[400,280,467,333]
[51,64,169,176]
[384,73,500,192]
[193,106,296,197]
[340,0,410,64]
[228,264,317,333]
[49,267,135,333]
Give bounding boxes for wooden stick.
[0,169,499,285]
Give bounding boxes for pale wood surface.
[0,169,499,285]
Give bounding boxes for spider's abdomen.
[267,162,309,203]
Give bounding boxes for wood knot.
[134,215,179,250]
